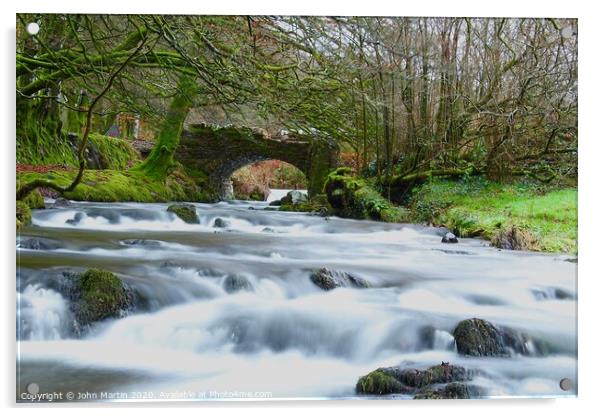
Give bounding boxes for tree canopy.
[16,15,577,185]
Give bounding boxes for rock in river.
[310,268,371,290]
[167,203,200,224]
[441,232,459,243]
[223,274,253,293]
[280,190,308,205]
[453,318,547,357]
[356,362,479,398]
[213,217,230,228]
[72,268,134,326]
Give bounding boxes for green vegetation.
[87,133,140,170]
[17,166,211,203]
[76,268,130,323]
[16,132,139,169]
[324,168,409,222]
[408,177,577,253]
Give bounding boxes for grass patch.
[409,177,577,253]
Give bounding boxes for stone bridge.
[175,124,338,200]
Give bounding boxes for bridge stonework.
[176,124,338,200]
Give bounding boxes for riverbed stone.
[213,217,230,228]
[441,232,458,243]
[280,190,308,205]
[121,239,162,247]
[310,268,371,290]
[52,197,71,208]
[356,362,474,397]
[223,275,253,293]
[73,268,133,326]
[356,369,408,395]
[414,382,472,399]
[18,237,61,250]
[453,318,545,357]
[167,203,199,224]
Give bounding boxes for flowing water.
[16,196,577,401]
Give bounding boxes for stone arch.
[175,124,338,200]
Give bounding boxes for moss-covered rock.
[382,363,472,388]
[356,362,474,397]
[453,318,546,357]
[75,268,132,325]
[356,370,406,395]
[310,268,371,290]
[323,168,409,222]
[453,318,507,357]
[16,200,32,231]
[490,225,539,251]
[167,203,200,224]
[279,193,333,216]
[280,190,308,205]
[414,382,473,400]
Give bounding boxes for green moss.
[131,75,195,180]
[167,203,200,224]
[16,200,31,231]
[17,165,212,203]
[77,268,129,323]
[408,177,577,253]
[17,128,139,169]
[22,188,45,209]
[356,370,404,395]
[323,168,409,222]
[87,133,140,170]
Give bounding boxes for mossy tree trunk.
[131,75,196,180]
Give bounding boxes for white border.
[2,1,600,415]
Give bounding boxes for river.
[16,195,577,401]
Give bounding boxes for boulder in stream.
[66,212,84,226]
[167,203,200,224]
[441,232,459,243]
[213,217,230,228]
[356,362,478,398]
[280,190,308,205]
[18,237,61,250]
[453,318,547,357]
[72,268,134,327]
[223,275,253,293]
[310,268,371,290]
[414,382,478,400]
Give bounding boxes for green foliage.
[324,168,409,222]
[409,177,577,253]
